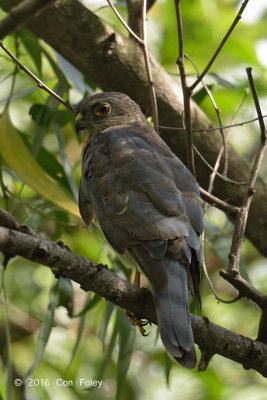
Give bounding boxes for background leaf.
[0,111,79,217]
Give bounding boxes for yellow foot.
[124,310,151,336]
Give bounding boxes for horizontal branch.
[0,211,267,377]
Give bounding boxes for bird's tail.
[153,256,196,369]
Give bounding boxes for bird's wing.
[78,183,94,225]
[80,125,198,247]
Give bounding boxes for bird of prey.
[75,92,204,368]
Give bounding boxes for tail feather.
[154,257,196,369]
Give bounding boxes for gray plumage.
[75,92,204,368]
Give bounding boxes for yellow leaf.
[0,111,80,217]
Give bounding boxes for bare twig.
[107,0,159,132]
[160,114,267,133]
[187,56,229,177]
[174,0,195,175]
[185,54,228,186]
[199,187,239,216]
[227,68,267,274]
[0,41,73,112]
[193,145,248,186]
[106,0,143,43]
[0,0,56,39]
[126,0,156,38]
[201,234,241,304]
[207,88,250,189]
[190,0,250,92]
[141,0,158,132]
[220,271,267,309]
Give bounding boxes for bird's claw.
[124,310,151,336]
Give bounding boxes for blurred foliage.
[0,0,267,399]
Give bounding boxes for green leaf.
[20,133,71,190]
[116,308,136,400]
[66,313,86,374]
[19,27,42,73]
[164,352,173,387]
[97,310,119,382]
[66,294,102,374]
[73,293,102,318]
[25,281,60,378]
[0,111,80,217]
[99,301,115,346]
[54,123,78,201]
[1,272,12,400]
[41,46,70,92]
[192,86,214,105]
[57,277,73,317]
[29,104,54,127]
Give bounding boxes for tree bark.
[1,0,266,257]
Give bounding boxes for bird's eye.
[94,103,111,117]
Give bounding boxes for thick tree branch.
[0,211,267,377]
[0,0,55,39]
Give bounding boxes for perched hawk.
[75,92,204,368]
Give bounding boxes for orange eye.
[94,103,111,117]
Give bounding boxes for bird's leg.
[124,268,150,336]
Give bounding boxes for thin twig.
[220,270,267,309]
[199,187,239,216]
[174,0,195,175]
[185,53,228,184]
[141,0,159,132]
[190,0,250,92]
[106,0,143,43]
[160,114,267,133]
[184,56,249,301]
[227,68,267,273]
[193,145,248,186]
[107,0,159,132]
[0,41,73,112]
[201,234,241,304]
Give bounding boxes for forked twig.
[174,0,195,175]
[107,0,159,132]
[227,68,267,274]
[190,0,250,92]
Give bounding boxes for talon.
[124,309,151,336]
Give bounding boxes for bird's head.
[74,92,148,139]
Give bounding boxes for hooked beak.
[75,113,86,134]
